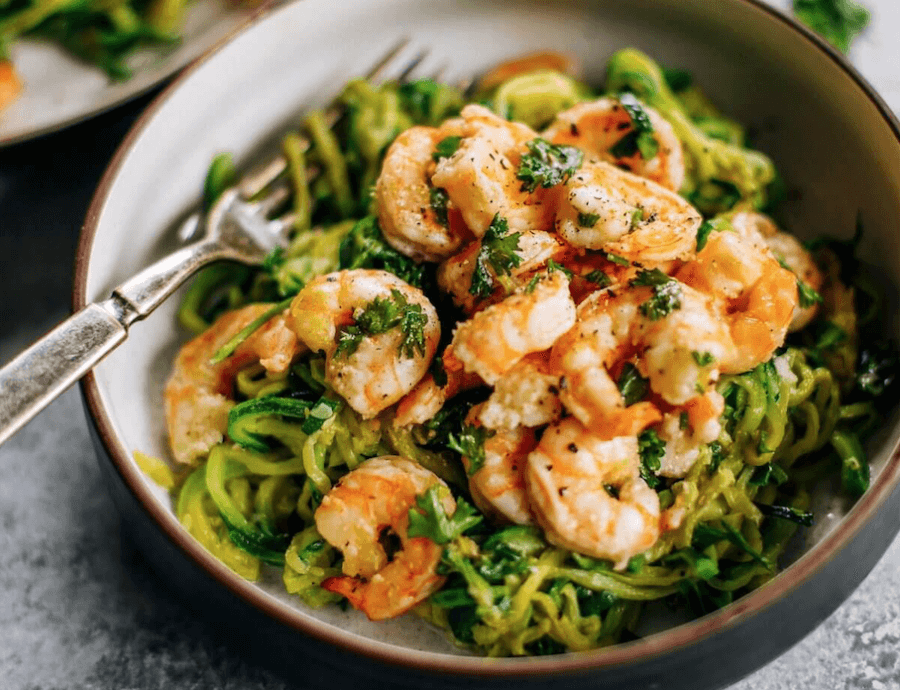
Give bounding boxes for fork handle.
[0,236,227,448]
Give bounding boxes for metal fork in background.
[0,39,429,448]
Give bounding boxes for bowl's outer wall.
[85,405,900,690]
[78,0,900,687]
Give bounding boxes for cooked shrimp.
[437,229,567,314]
[552,282,728,438]
[543,97,685,190]
[375,124,470,262]
[730,210,823,331]
[478,352,562,430]
[393,347,483,428]
[452,270,576,385]
[656,391,725,478]
[676,229,797,374]
[315,456,453,620]
[462,406,536,525]
[164,304,302,464]
[525,417,660,568]
[553,160,701,263]
[431,104,556,237]
[289,269,440,418]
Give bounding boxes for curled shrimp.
[478,352,562,430]
[315,456,453,620]
[452,270,576,385]
[164,304,302,464]
[289,269,440,418]
[552,282,728,437]
[553,160,701,263]
[393,347,482,427]
[543,97,685,191]
[676,229,798,374]
[462,405,536,526]
[375,124,470,262]
[525,417,660,569]
[431,104,556,237]
[437,229,567,314]
[730,210,823,331]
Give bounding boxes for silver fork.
[0,39,429,448]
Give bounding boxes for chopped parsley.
[584,269,612,287]
[630,269,683,320]
[793,0,870,53]
[516,138,583,193]
[578,212,600,228]
[605,251,630,266]
[469,215,523,298]
[629,268,670,287]
[692,351,716,366]
[447,423,495,476]
[433,135,462,161]
[638,429,665,489]
[617,363,649,406]
[609,93,659,160]
[407,485,483,544]
[339,216,427,288]
[430,187,451,227]
[696,221,714,252]
[776,255,823,308]
[335,289,428,359]
[797,279,824,308]
[546,259,574,279]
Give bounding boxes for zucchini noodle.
[153,50,897,657]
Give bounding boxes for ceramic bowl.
[76,0,900,688]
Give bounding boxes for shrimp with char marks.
[543,96,685,191]
[431,104,556,237]
[315,456,453,620]
[164,304,303,464]
[525,417,661,569]
[452,270,576,385]
[554,160,701,264]
[289,269,440,418]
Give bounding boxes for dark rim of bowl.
[76,0,900,678]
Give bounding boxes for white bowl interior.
[83,0,900,659]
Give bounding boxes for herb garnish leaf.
[469,215,523,298]
[447,423,495,476]
[407,485,483,544]
[335,289,428,359]
[517,138,583,193]
[793,0,870,53]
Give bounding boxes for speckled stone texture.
[2,2,900,688]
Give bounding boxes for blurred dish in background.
[0,0,260,147]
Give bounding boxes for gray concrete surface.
[1,1,899,687]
